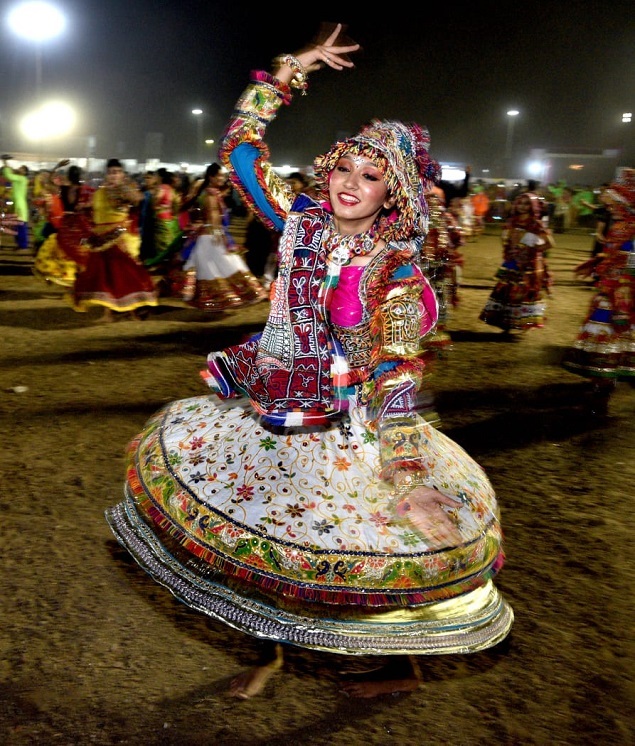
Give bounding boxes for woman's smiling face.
[328,153,394,231]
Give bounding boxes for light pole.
[505,109,519,177]
[7,1,67,102]
[622,112,632,165]
[192,108,203,164]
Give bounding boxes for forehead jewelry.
[349,155,369,166]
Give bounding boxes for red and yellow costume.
[563,170,635,380]
[479,193,554,331]
[71,185,158,314]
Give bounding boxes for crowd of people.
[0,155,620,319]
[1,155,273,321]
[1,23,633,701]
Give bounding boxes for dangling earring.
[383,194,397,210]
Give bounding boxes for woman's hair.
[204,163,222,182]
[181,163,223,212]
[510,193,536,217]
[175,172,191,195]
[159,169,173,185]
[287,171,309,185]
[197,163,222,196]
[68,165,82,184]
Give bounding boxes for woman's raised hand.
[295,23,361,72]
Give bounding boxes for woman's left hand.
[394,486,463,548]
[296,23,360,72]
[275,23,360,88]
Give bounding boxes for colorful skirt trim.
[105,394,513,654]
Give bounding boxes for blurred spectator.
[579,183,612,260]
[243,214,280,283]
[1,157,30,253]
[285,170,317,198]
[552,186,575,233]
[153,168,181,261]
[525,179,549,228]
[138,171,158,262]
[437,165,471,207]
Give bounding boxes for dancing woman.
[479,192,555,333]
[33,164,94,287]
[179,163,268,310]
[72,159,158,322]
[562,169,635,414]
[106,25,513,698]
[153,169,181,259]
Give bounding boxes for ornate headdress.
[313,119,441,243]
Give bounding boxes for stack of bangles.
[274,54,309,95]
[391,471,431,499]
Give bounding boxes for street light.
[6,1,66,101]
[505,109,519,177]
[192,108,203,163]
[20,100,75,141]
[621,112,632,164]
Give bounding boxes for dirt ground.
[0,224,634,746]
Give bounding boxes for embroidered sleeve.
[363,261,439,482]
[219,71,296,232]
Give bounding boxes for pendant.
[329,244,351,266]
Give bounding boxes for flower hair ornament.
[313,119,441,243]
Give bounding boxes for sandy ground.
[0,224,633,746]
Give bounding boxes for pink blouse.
[330,263,439,339]
[330,266,364,326]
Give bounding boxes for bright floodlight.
[441,166,466,181]
[192,108,203,116]
[7,1,66,42]
[20,100,75,140]
[507,109,519,117]
[527,161,543,177]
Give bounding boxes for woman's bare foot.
[229,643,284,700]
[340,656,422,699]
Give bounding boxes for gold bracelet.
[273,54,309,95]
[391,471,430,498]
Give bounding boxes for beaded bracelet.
[274,54,309,95]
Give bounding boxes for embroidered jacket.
[214,70,439,481]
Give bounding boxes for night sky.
[0,0,633,176]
